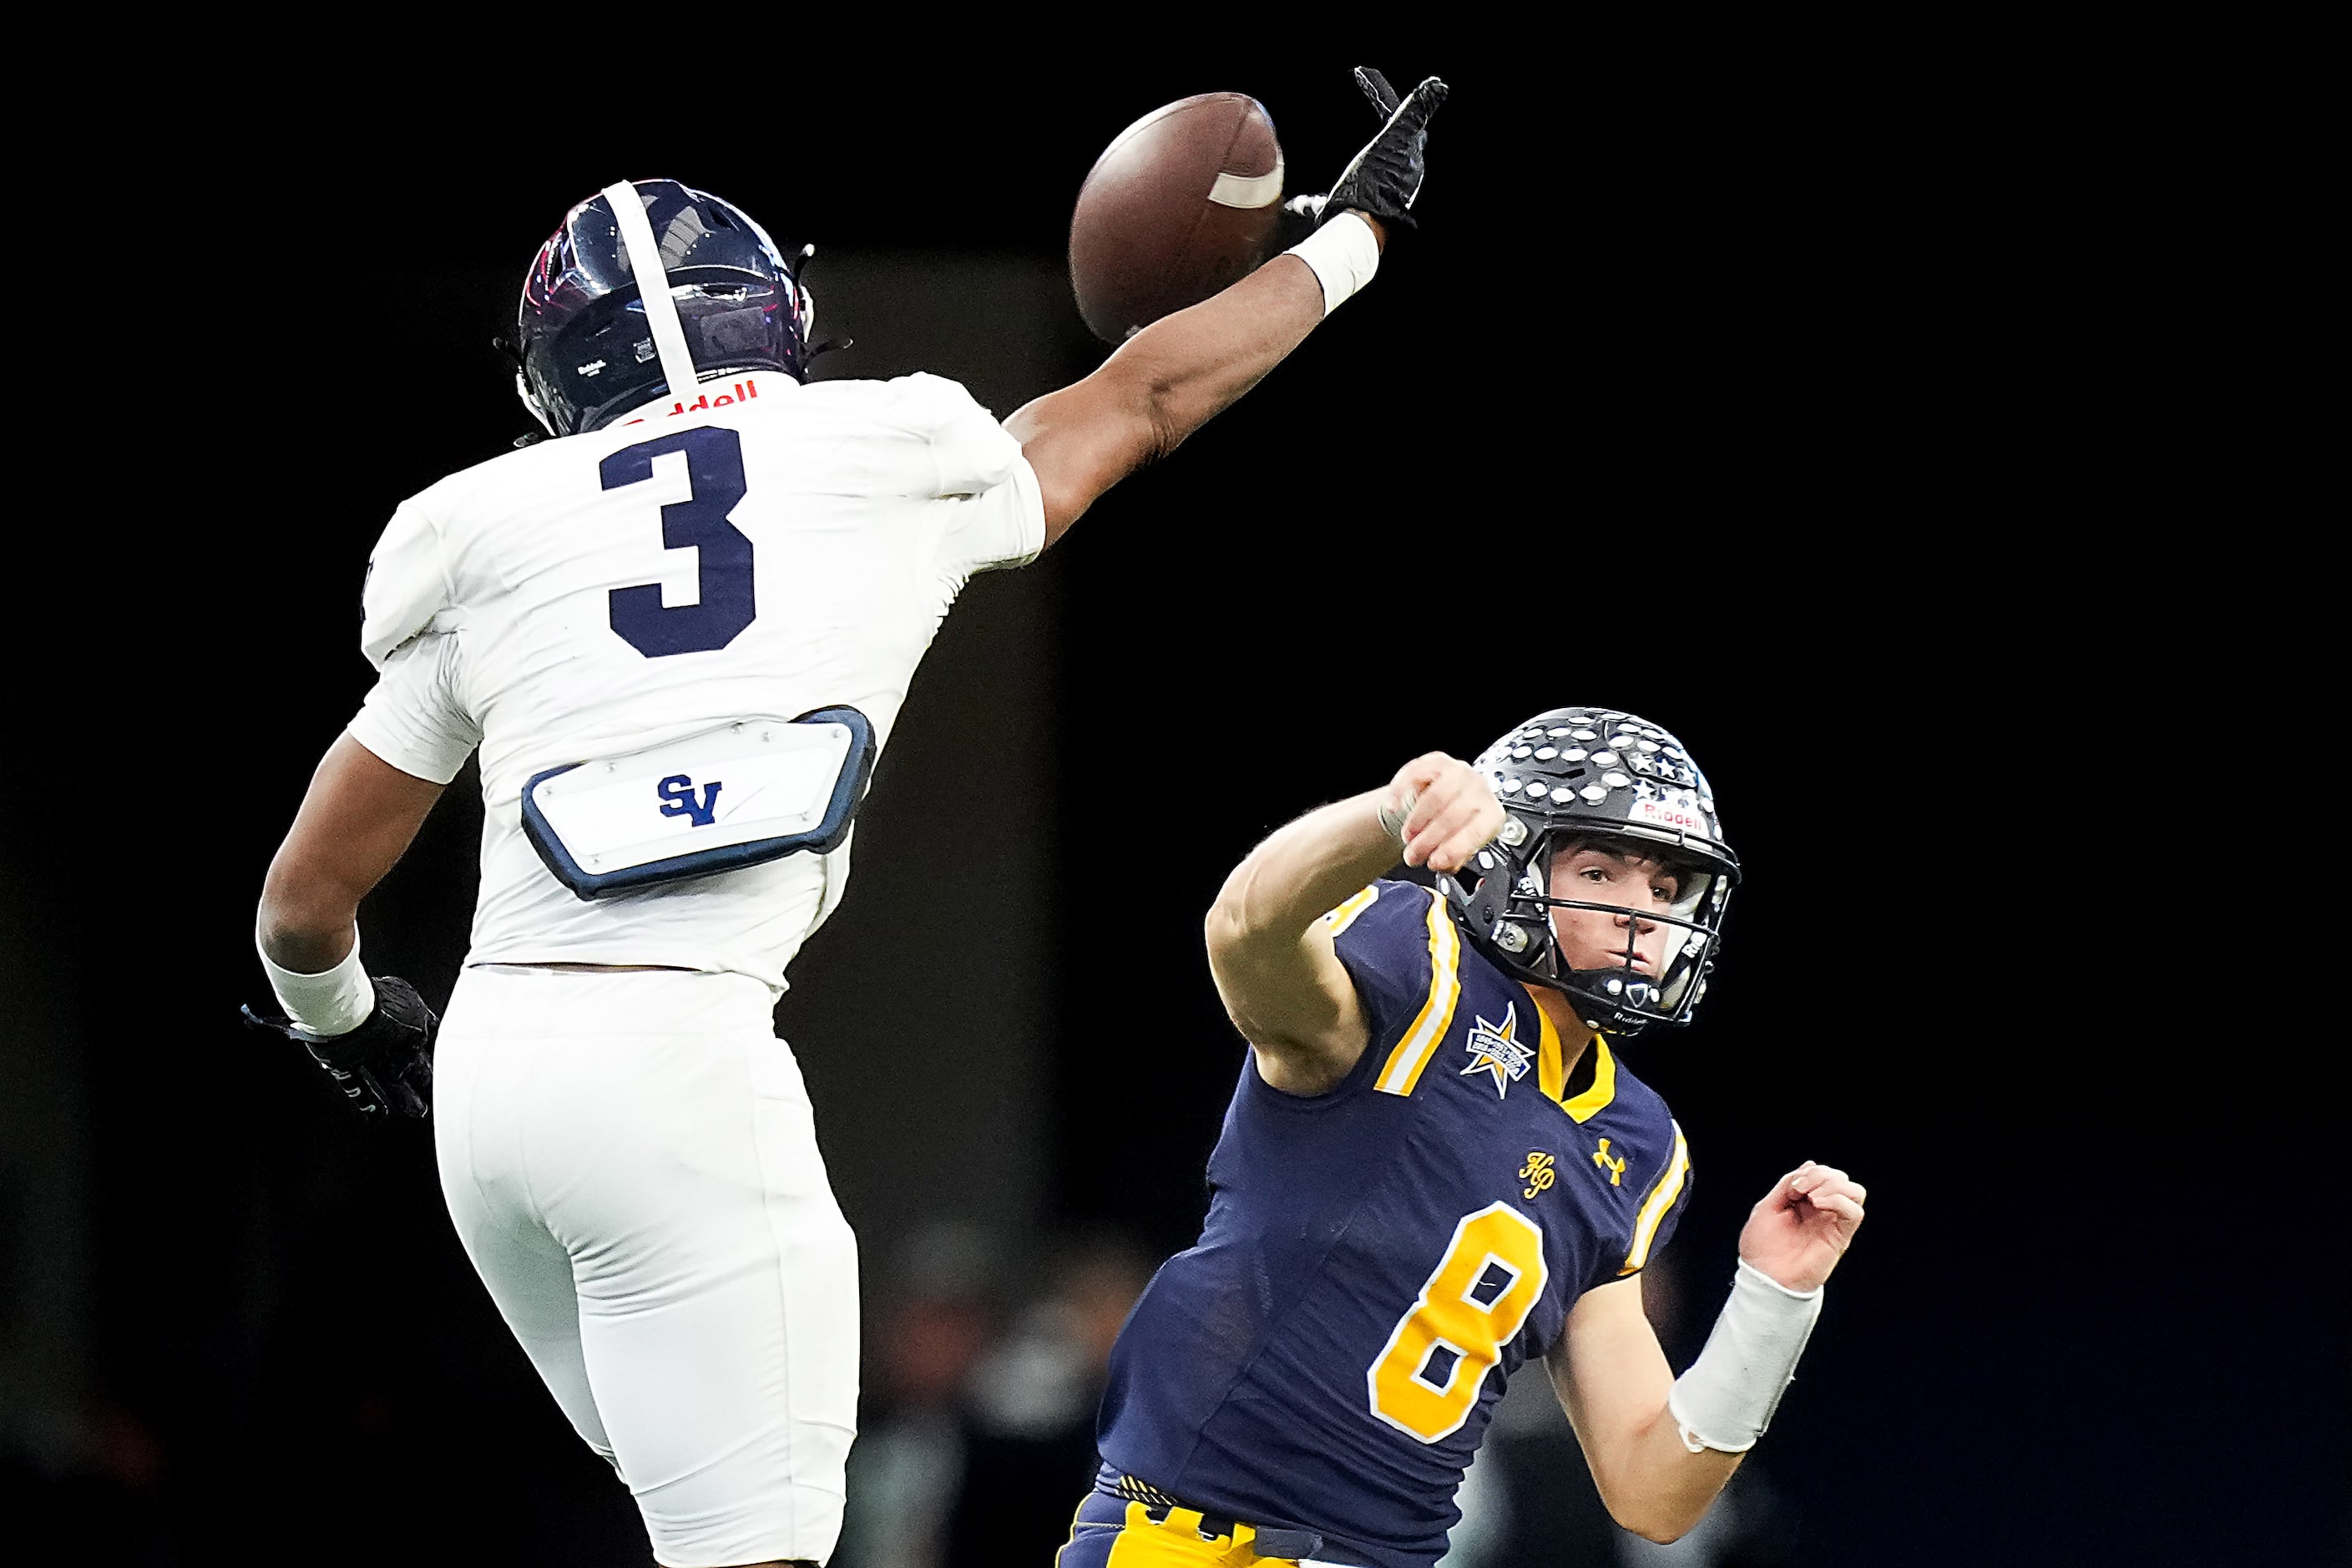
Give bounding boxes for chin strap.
[493,334,555,441]
[788,243,849,366]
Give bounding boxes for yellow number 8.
[1367,1202,1549,1442]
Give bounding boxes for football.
[1068,92,1285,344]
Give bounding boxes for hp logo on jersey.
[657,774,724,827]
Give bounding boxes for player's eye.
[1653,881,1678,903]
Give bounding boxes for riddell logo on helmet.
[1630,799,1707,834]
[620,381,761,427]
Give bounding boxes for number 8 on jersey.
[1368,1201,1550,1442]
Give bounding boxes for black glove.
[1283,67,1450,237]
[241,974,438,1120]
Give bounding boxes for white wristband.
[257,928,376,1039]
[1286,211,1381,316]
[1667,1258,1825,1454]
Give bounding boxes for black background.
[2,40,2339,1568]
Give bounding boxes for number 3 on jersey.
[1368,1202,1549,1442]
[603,427,756,657]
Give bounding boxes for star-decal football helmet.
[513,179,815,437]
[1435,707,1740,1035]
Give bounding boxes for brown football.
[1068,92,1285,344]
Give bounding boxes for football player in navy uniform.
[244,72,1447,1568]
[1060,710,1868,1567]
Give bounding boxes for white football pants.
[434,965,858,1566]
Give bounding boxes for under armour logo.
[657,773,723,827]
[1520,1151,1556,1200]
[1592,1137,1627,1187]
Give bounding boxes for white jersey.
[346,370,1044,988]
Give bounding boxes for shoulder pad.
[811,373,1019,497]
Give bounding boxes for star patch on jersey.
[1459,1004,1535,1099]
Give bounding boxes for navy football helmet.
[1435,708,1740,1035]
[514,180,815,437]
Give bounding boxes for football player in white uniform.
[245,73,1448,1568]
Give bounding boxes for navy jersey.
[1096,880,1695,1568]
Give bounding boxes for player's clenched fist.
[1377,753,1502,873]
[1737,1161,1868,1295]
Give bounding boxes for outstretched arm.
[1008,68,1446,544]
[1004,235,1363,545]
[1204,753,1500,1095]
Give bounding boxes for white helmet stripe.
[601,179,701,407]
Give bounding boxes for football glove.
[1286,67,1450,235]
[241,974,438,1120]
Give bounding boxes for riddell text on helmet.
[1628,799,1708,834]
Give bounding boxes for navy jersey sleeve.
[1610,1116,1694,1283]
[1324,879,1451,1057]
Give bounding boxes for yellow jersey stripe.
[1558,1037,1617,1123]
[1535,1004,1565,1102]
[1374,891,1463,1096]
[1534,1006,1619,1121]
[1324,884,1380,937]
[1618,1120,1691,1275]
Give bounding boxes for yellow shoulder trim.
[1559,1037,1617,1123]
[1618,1120,1691,1276]
[1373,889,1463,1097]
[1533,1006,1617,1122]
[1536,1004,1565,1102]
[1324,884,1380,937]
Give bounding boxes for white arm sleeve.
[346,631,479,785]
[1666,1259,1825,1453]
[257,932,374,1037]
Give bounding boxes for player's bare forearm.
[1583,1400,1741,1545]
[1211,747,1491,964]
[1006,218,1385,545]
[1210,789,1404,974]
[257,735,445,972]
[1203,790,1399,1085]
[1548,1277,1741,1544]
[1205,752,1497,1088]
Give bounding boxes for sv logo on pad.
[657,774,723,827]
